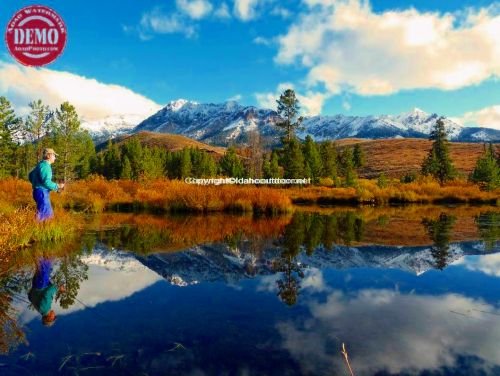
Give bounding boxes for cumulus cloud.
[455,253,500,277]
[458,105,500,130]
[176,0,213,19]
[233,0,263,21]
[0,61,162,121]
[278,289,500,375]
[256,82,330,115]
[139,8,197,38]
[275,0,500,96]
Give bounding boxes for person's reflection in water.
[28,258,65,327]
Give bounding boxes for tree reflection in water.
[0,239,91,354]
[422,213,456,270]
[273,211,365,306]
[475,212,500,251]
[0,276,28,354]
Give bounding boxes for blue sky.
[0,0,499,128]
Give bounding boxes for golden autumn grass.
[52,177,293,214]
[285,177,500,205]
[0,206,81,268]
[0,176,498,215]
[336,138,500,179]
[0,174,496,257]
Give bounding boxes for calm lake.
[1,206,499,375]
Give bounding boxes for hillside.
[336,138,499,178]
[104,131,227,157]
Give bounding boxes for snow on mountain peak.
[167,99,193,111]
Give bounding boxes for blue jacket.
[29,160,59,191]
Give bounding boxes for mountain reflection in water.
[0,206,498,375]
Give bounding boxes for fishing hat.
[43,148,59,158]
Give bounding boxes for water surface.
[1,206,499,375]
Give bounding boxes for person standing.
[28,148,65,221]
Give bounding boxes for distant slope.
[101,131,227,157]
[336,138,500,178]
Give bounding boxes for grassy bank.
[0,177,497,216]
[0,206,81,266]
[284,178,500,205]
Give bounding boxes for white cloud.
[455,253,500,277]
[0,61,162,121]
[234,0,262,21]
[301,268,329,292]
[256,82,330,115]
[278,289,500,375]
[275,0,500,95]
[214,2,231,19]
[458,105,500,130]
[139,8,197,38]
[176,0,213,19]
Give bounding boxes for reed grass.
[285,177,499,205]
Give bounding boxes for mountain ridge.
[81,100,500,145]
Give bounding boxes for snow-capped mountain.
[132,240,494,287]
[131,101,500,145]
[81,114,146,143]
[133,99,281,145]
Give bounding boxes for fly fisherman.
[28,148,65,221]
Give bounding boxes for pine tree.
[199,152,217,177]
[353,144,365,169]
[319,141,337,179]
[269,150,281,178]
[121,156,132,179]
[219,146,245,178]
[52,102,82,182]
[263,150,282,179]
[103,140,121,179]
[140,147,165,180]
[0,97,20,178]
[283,138,305,179]
[275,89,303,142]
[421,118,456,185]
[25,99,52,162]
[179,148,192,178]
[121,138,143,180]
[75,131,95,179]
[339,147,357,187]
[470,143,500,191]
[302,135,322,183]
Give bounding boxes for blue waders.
[33,188,54,221]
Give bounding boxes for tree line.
[0,97,94,182]
[0,93,498,190]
